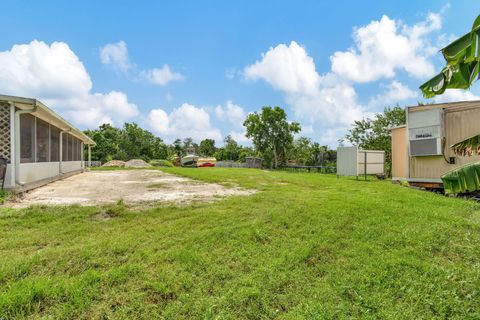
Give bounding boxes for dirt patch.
[7,170,255,208]
[92,211,116,221]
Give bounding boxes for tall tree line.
[84,105,337,168]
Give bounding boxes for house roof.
[0,94,95,146]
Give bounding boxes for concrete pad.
[7,170,255,208]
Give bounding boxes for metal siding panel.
[337,146,358,176]
[392,127,408,179]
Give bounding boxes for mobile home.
[391,100,480,188]
[0,95,95,192]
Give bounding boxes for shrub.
[0,190,8,204]
[149,159,174,167]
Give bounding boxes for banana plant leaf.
[451,133,480,156]
[420,15,480,99]
[441,161,480,194]
[420,61,480,98]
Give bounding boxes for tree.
[244,106,301,168]
[342,106,405,174]
[84,122,168,162]
[171,139,183,157]
[119,123,168,161]
[199,139,216,156]
[288,137,312,165]
[84,124,122,162]
[224,135,240,161]
[286,138,337,167]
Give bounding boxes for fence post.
[364,151,367,181]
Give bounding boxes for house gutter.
[13,100,38,187]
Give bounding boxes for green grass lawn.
[1,168,480,319]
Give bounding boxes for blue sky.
[1,1,479,146]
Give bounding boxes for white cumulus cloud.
[100,41,184,86]
[330,13,441,83]
[100,40,132,72]
[368,81,417,107]
[432,89,480,103]
[243,10,448,146]
[215,100,246,128]
[140,65,185,86]
[0,40,138,127]
[244,41,364,129]
[148,103,222,142]
[245,41,320,95]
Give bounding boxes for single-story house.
[391,100,480,188]
[0,95,95,192]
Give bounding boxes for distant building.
[0,95,95,192]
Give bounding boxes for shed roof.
[0,94,95,145]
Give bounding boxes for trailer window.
[20,114,35,163]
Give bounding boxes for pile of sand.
[102,160,126,167]
[125,159,151,168]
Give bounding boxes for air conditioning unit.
[408,108,444,156]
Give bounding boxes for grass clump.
[149,159,174,167]
[2,168,480,318]
[0,190,10,205]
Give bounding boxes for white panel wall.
[4,164,14,189]
[19,162,61,184]
[358,151,385,174]
[338,147,385,176]
[61,161,82,173]
[18,161,82,185]
[337,146,358,176]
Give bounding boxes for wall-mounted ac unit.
[408,108,444,156]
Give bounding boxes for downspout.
[14,100,38,187]
[59,129,71,174]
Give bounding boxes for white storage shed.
[337,146,385,178]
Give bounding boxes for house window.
[76,139,82,161]
[73,138,78,161]
[62,132,68,161]
[50,126,60,162]
[20,114,35,163]
[36,118,49,162]
[68,134,73,161]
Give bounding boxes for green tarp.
[441,161,480,194]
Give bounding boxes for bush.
[149,159,174,167]
[0,190,9,204]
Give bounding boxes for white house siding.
[17,161,82,185]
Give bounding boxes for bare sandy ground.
[8,170,255,208]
